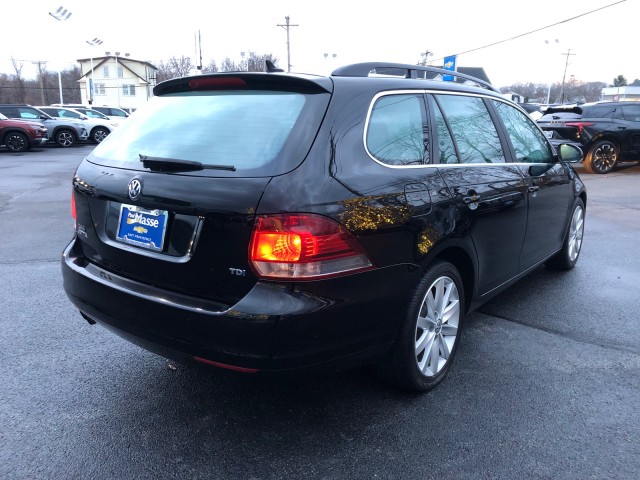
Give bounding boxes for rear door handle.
[463,194,481,204]
[528,186,540,193]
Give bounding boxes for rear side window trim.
[363,90,516,169]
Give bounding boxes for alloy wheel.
[414,276,460,377]
[592,142,617,173]
[568,204,584,262]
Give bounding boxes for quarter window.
[621,104,640,122]
[435,95,505,164]
[493,101,553,163]
[366,94,428,166]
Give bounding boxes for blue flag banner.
[443,55,457,82]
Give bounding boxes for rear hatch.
[537,107,583,142]
[72,72,332,305]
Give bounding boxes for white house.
[76,55,158,111]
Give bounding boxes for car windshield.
[81,109,109,119]
[89,90,329,176]
[59,109,83,119]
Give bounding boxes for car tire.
[5,132,29,152]
[583,140,618,174]
[91,127,110,143]
[55,129,75,148]
[378,261,464,392]
[546,198,585,271]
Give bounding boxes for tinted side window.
[16,107,41,120]
[621,104,640,122]
[493,101,553,163]
[435,94,505,164]
[0,107,18,118]
[366,94,428,165]
[584,105,616,118]
[430,98,458,164]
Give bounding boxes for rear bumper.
[61,237,417,373]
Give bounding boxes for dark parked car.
[0,113,48,152]
[537,101,640,173]
[62,62,586,392]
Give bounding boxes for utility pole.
[277,16,298,72]
[32,61,48,104]
[419,50,432,66]
[559,49,576,104]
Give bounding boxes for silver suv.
[0,104,89,147]
[38,106,119,144]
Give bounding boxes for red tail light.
[249,214,373,280]
[565,121,594,134]
[71,191,76,220]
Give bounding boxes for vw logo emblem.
[128,178,142,201]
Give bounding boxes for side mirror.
[558,143,583,163]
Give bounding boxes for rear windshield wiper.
[139,154,236,172]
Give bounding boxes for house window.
[122,84,136,96]
[117,66,124,79]
[94,83,106,95]
[103,66,110,78]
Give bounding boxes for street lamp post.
[47,5,73,104]
[323,53,337,74]
[106,51,127,108]
[86,38,103,105]
[544,39,560,104]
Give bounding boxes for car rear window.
[88,90,329,176]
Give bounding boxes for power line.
[433,0,626,62]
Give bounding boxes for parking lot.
[1,145,639,479]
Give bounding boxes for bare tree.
[10,57,26,103]
[501,79,605,104]
[34,61,48,105]
[219,57,239,72]
[201,59,218,74]
[156,56,194,83]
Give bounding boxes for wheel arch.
[422,245,475,314]
[587,134,620,152]
[52,126,78,140]
[90,125,110,135]
[2,127,30,141]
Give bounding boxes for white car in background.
[38,106,119,144]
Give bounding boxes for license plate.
[116,204,168,251]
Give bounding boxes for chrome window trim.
[363,89,506,169]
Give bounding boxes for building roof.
[457,67,491,85]
[432,66,492,86]
[75,56,158,86]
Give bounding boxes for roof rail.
[331,62,499,93]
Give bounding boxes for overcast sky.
[3,0,636,88]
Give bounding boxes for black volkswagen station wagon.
[62,62,586,392]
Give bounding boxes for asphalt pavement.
[1,145,638,479]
